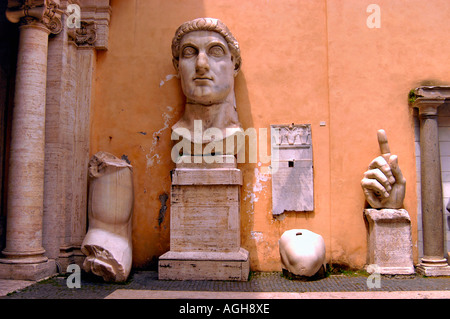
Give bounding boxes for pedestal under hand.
[364,209,414,275]
[361,130,414,276]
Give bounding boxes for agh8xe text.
[222,303,269,314]
[179,303,269,316]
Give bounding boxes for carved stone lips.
[193,76,213,81]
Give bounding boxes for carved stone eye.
[209,45,225,57]
[182,46,197,58]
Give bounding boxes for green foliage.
[408,89,417,105]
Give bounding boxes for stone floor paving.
[0,279,36,297]
[0,271,449,299]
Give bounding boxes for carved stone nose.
[195,52,210,73]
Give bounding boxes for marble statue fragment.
[170,17,244,156]
[271,124,314,214]
[361,129,406,209]
[279,229,326,278]
[159,18,249,281]
[361,130,414,275]
[81,152,134,282]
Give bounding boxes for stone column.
[65,21,98,266]
[41,0,110,270]
[43,12,97,270]
[412,86,450,276]
[0,0,62,280]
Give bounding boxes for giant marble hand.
[361,130,406,209]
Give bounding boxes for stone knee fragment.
[279,229,326,278]
[81,152,134,282]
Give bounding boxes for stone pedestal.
[159,249,249,281]
[0,259,56,281]
[364,209,415,275]
[158,155,249,281]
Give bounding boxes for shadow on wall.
[447,199,450,238]
[105,0,212,270]
[234,70,264,270]
[0,1,19,253]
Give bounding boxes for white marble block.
[159,156,249,281]
[364,209,414,275]
[271,124,314,215]
[81,152,134,282]
[279,229,326,278]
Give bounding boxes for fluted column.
[412,86,450,276]
[0,0,62,280]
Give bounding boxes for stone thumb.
[389,155,405,185]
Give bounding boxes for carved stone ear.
[232,56,241,76]
[172,58,179,72]
[234,64,240,76]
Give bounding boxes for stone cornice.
[414,86,450,99]
[78,0,111,50]
[68,19,97,47]
[64,0,111,49]
[411,86,450,117]
[6,0,63,34]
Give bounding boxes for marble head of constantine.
[171,18,243,148]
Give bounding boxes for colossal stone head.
[171,17,242,80]
[171,18,243,153]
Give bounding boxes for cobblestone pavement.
[1,271,449,299]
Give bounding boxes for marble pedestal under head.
[364,209,414,275]
[158,155,249,281]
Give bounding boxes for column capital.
[77,0,111,50]
[6,0,63,35]
[411,86,450,117]
[68,20,97,47]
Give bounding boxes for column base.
[57,246,85,272]
[416,257,450,276]
[158,248,250,281]
[0,259,56,280]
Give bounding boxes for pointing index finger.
[377,129,391,159]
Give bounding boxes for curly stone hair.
[171,18,241,72]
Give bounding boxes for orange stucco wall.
[90,0,450,270]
